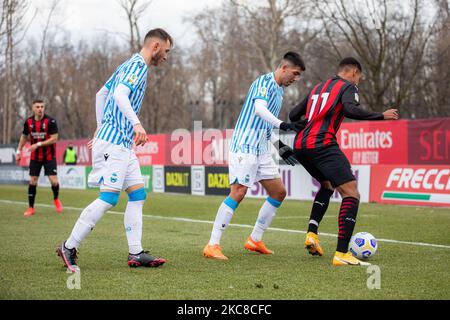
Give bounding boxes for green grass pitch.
[0,185,449,300]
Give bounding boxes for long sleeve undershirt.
[113,83,141,126]
[254,99,283,128]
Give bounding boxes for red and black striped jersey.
[290,76,383,150]
[22,114,58,161]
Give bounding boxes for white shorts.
[228,152,280,188]
[88,139,144,191]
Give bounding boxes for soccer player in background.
[203,52,306,260]
[289,57,399,266]
[56,28,173,272]
[16,99,63,217]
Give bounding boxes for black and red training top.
[22,114,58,161]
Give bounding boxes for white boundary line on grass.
[276,214,377,219]
[2,199,450,250]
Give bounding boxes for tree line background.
[1,0,449,143]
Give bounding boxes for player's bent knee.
[347,183,360,200]
[128,188,147,202]
[269,189,286,202]
[337,181,359,199]
[321,181,333,190]
[99,191,120,207]
[230,186,247,203]
[277,188,287,201]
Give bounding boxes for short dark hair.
[32,99,44,105]
[282,52,306,71]
[144,28,173,46]
[338,57,362,72]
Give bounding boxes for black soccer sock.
[336,197,359,253]
[28,184,37,208]
[51,183,60,200]
[307,188,334,234]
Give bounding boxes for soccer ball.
[349,232,378,260]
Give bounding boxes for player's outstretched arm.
[382,109,399,120]
[254,99,302,132]
[341,85,399,121]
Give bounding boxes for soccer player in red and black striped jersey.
[289,57,399,266]
[16,99,63,217]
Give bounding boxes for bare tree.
[118,0,152,54]
[35,0,60,97]
[314,0,439,116]
[230,0,315,71]
[2,0,33,144]
[5,0,449,144]
[412,0,450,118]
[189,0,318,128]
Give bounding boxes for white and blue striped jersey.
[96,53,148,149]
[230,72,284,155]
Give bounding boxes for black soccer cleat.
[56,242,79,273]
[127,250,166,268]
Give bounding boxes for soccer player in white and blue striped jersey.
[204,52,307,260]
[57,29,173,272]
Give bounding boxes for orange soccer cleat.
[203,244,228,260]
[304,232,324,256]
[24,207,35,217]
[332,251,371,266]
[54,199,63,213]
[244,236,274,255]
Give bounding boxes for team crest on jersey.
[259,86,268,98]
[128,74,138,85]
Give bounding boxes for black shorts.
[29,159,57,177]
[294,144,355,188]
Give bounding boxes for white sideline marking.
[276,214,377,219]
[2,199,450,250]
